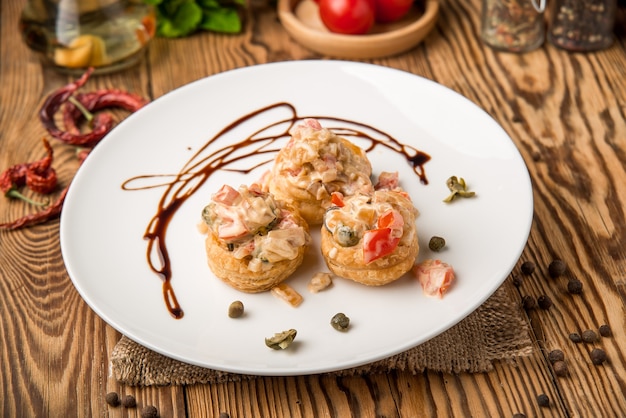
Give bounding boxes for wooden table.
[1,0,625,416]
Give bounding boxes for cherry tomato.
[373,0,414,23]
[318,0,376,35]
[363,227,401,264]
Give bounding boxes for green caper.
[330,313,350,331]
[428,236,446,252]
[228,300,244,318]
[334,224,359,247]
[265,329,297,350]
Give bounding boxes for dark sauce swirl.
[122,102,430,319]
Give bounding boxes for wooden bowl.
[277,0,439,59]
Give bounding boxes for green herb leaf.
[155,0,203,38]
[200,7,242,33]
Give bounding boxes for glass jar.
[19,0,156,74]
[481,0,546,52]
[547,0,617,51]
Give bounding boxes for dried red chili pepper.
[39,67,148,148]
[25,137,57,194]
[0,186,68,230]
[0,138,56,206]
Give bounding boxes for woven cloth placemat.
[111,284,532,386]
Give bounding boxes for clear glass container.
[19,0,156,74]
[547,0,617,51]
[481,0,546,52]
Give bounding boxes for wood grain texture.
[1,0,624,416]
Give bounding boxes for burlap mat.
[111,284,532,386]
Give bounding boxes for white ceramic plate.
[60,61,533,376]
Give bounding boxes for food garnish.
[330,313,350,331]
[271,283,303,307]
[428,236,446,252]
[443,176,475,203]
[0,68,148,230]
[228,301,244,318]
[0,137,56,205]
[413,259,455,298]
[265,329,297,350]
[307,272,333,293]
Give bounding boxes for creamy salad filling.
[202,184,309,272]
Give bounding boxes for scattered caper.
[228,301,244,318]
[265,329,297,350]
[428,236,446,252]
[334,224,359,247]
[331,313,350,331]
[443,176,476,203]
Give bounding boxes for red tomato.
[330,191,345,207]
[363,227,400,264]
[373,0,413,23]
[318,0,376,35]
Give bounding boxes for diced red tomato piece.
[363,227,400,264]
[331,191,345,207]
[377,209,402,229]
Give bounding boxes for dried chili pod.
[39,67,148,148]
[0,185,68,230]
[25,138,57,194]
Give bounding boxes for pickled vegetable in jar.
[19,0,155,74]
[547,0,617,51]
[481,0,546,52]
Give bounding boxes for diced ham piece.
[413,259,455,298]
[212,184,241,205]
[375,171,399,191]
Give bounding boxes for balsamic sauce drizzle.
[122,102,431,319]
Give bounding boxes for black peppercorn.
[553,360,568,377]
[105,392,120,407]
[522,295,536,310]
[521,261,535,275]
[582,329,598,343]
[567,279,583,294]
[512,274,523,287]
[219,413,231,418]
[122,395,137,408]
[548,349,564,363]
[513,414,526,418]
[599,324,611,337]
[548,259,566,278]
[569,332,582,343]
[537,393,550,407]
[537,295,553,310]
[590,348,607,365]
[141,405,159,418]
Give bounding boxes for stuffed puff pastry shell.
[268,118,373,226]
[201,183,311,293]
[321,189,419,286]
